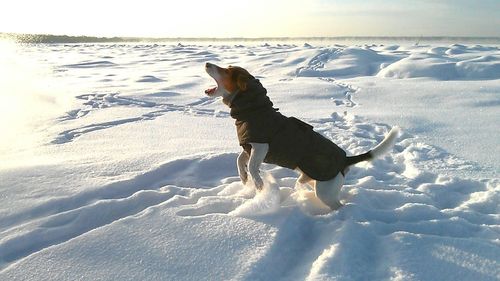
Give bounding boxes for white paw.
[240,172,248,184]
[254,177,264,190]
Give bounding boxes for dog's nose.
[205,62,212,68]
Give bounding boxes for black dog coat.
[229,78,347,181]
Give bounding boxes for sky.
[1,0,499,38]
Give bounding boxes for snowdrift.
[0,41,499,281]
[295,44,500,80]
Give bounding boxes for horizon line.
[2,32,500,44]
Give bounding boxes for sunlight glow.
[2,0,309,37]
[1,0,499,37]
[0,41,70,152]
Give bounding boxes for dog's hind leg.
[296,169,314,190]
[315,173,344,210]
[296,169,313,184]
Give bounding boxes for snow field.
[0,41,498,280]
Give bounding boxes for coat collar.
[228,79,274,120]
[222,89,240,107]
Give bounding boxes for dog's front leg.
[237,150,249,184]
[248,143,269,190]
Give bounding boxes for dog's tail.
[345,127,400,167]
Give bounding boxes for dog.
[204,62,399,210]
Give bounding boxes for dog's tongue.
[205,87,217,95]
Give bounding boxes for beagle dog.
[204,62,398,210]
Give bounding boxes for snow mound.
[136,75,165,83]
[377,53,459,80]
[63,60,116,68]
[378,46,500,80]
[292,44,500,81]
[297,47,398,78]
[456,55,500,80]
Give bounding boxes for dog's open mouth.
[205,86,217,96]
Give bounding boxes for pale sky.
[1,0,499,37]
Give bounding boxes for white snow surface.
[0,41,499,281]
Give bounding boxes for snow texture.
[0,41,499,281]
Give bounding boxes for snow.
[0,40,499,281]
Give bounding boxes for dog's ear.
[229,66,252,92]
[236,73,249,91]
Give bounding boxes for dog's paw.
[254,177,264,190]
[239,172,248,184]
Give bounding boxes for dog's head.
[205,63,253,98]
